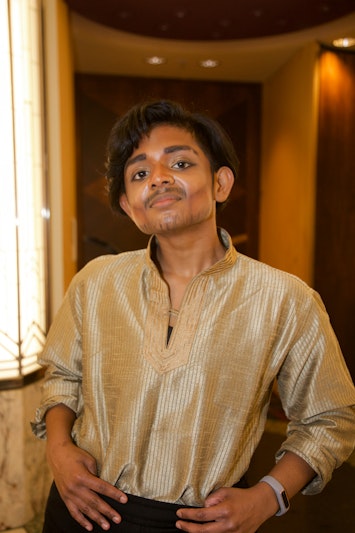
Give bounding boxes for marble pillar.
[0,380,52,531]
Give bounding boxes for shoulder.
[236,253,309,287]
[233,255,333,340]
[70,249,146,288]
[235,253,320,307]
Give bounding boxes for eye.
[172,160,192,170]
[131,169,149,181]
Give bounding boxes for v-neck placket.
[143,267,211,373]
[142,230,237,374]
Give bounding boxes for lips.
[146,187,183,208]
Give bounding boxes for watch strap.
[259,475,290,516]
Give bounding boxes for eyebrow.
[125,145,198,169]
[165,145,197,155]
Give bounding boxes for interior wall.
[57,0,77,292]
[43,0,77,317]
[259,43,319,285]
[314,47,355,380]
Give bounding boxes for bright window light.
[0,0,47,386]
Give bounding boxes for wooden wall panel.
[314,48,355,380]
[74,74,261,268]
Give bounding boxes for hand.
[47,440,128,531]
[176,484,278,533]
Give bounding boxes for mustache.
[145,186,185,208]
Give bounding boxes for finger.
[86,476,128,504]
[176,506,219,524]
[204,487,229,507]
[176,518,218,533]
[63,483,125,527]
[89,497,123,528]
[67,492,122,531]
[66,501,94,531]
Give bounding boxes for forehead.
[135,124,197,150]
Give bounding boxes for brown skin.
[45,404,127,531]
[175,452,315,532]
[45,125,315,531]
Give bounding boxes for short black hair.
[105,100,239,214]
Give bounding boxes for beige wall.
[43,0,77,317]
[57,0,77,291]
[259,43,319,285]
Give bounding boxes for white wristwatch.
[259,475,290,516]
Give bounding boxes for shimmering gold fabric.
[32,230,355,505]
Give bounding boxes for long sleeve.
[275,290,355,493]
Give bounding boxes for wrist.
[252,481,279,521]
[259,475,290,516]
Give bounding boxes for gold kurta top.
[32,230,355,506]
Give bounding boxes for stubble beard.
[140,205,215,236]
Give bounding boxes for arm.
[176,289,355,532]
[176,451,315,533]
[45,403,127,532]
[33,272,127,529]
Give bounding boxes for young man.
[32,100,355,533]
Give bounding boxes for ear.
[119,193,132,217]
[214,166,234,203]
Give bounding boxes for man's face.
[119,125,229,236]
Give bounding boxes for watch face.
[281,490,290,509]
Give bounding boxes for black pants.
[43,478,251,533]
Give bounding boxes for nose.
[149,165,175,187]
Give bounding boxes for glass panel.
[0,0,47,382]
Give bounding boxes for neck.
[153,227,226,280]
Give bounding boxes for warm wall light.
[332,37,355,48]
[146,56,166,65]
[199,59,220,68]
[0,0,47,388]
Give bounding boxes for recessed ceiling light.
[332,37,355,48]
[199,59,220,68]
[146,56,166,65]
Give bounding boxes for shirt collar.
[144,228,237,276]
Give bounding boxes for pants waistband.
[102,492,187,528]
[102,476,249,528]
[45,478,249,532]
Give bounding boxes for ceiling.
[64,0,355,82]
